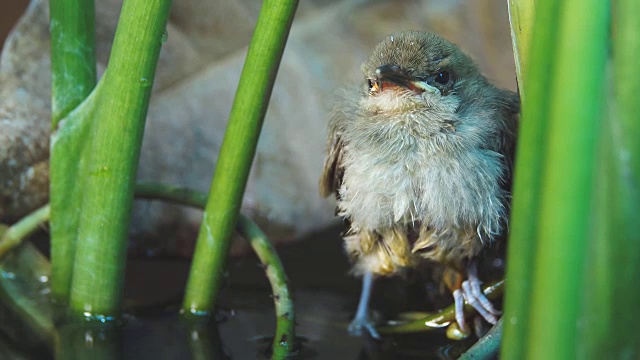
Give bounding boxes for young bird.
[320,31,519,338]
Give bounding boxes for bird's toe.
[461,279,500,324]
[348,315,381,339]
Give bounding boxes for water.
[4,226,497,359]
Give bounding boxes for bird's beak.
[373,64,439,95]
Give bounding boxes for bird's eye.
[435,71,450,85]
[367,79,374,90]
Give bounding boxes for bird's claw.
[348,315,381,339]
[461,278,500,324]
[451,262,501,333]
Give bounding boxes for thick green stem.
[579,1,640,358]
[56,323,122,360]
[49,0,97,305]
[68,0,172,318]
[49,0,96,127]
[525,1,609,358]
[501,0,560,358]
[182,0,299,314]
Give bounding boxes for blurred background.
[0,0,516,255]
[0,1,29,46]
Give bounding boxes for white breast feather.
[337,90,506,240]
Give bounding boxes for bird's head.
[360,31,480,115]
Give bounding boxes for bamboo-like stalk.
[525,0,609,358]
[501,0,560,358]
[49,0,97,304]
[68,0,173,318]
[182,0,299,314]
[579,1,640,358]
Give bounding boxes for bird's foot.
[348,313,381,339]
[461,276,500,325]
[449,262,501,334]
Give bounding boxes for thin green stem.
[0,205,50,258]
[376,280,503,334]
[526,0,609,358]
[501,0,560,358]
[459,319,502,360]
[49,0,96,127]
[0,182,295,357]
[68,0,173,318]
[0,242,55,348]
[134,183,207,208]
[136,182,296,358]
[182,0,299,314]
[237,216,295,359]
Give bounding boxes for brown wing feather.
[319,133,345,198]
[499,91,520,190]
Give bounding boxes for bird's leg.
[461,260,500,325]
[348,271,380,339]
[443,265,469,334]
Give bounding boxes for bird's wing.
[320,89,358,198]
[319,131,345,198]
[499,91,520,184]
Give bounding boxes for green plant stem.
[500,0,560,358]
[237,216,295,359]
[183,318,227,360]
[376,280,503,334]
[0,205,50,258]
[182,0,299,314]
[136,182,296,358]
[0,243,54,348]
[507,0,535,100]
[49,0,96,127]
[579,1,640,358]
[0,183,295,357]
[49,0,97,305]
[56,323,122,360]
[134,183,207,208]
[459,319,502,360]
[526,0,609,358]
[68,0,173,318]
